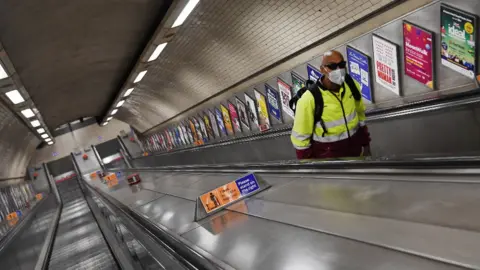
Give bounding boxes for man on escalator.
[290,50,371,159]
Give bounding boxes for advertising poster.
[254,89,271,132]
[265,84,282,122]
[440,5,477,79]
[208,110,220,138]
[197,116,209,142]
[194,118,206,144]
[189,119,200,146]
[203,114,215,139]
[221,104,234,135]
[236,97,250,130]
[307,64,322,82]
[165,130,173,149]
[277,78,294,119]
[184,123,193,145]
[244,94,259,129]
[215,107,228,136]
[291,72,306,95]
[373,34,401,95]
[346,46,374,102]
[403,22,435,89]
[179,125,187,146]
[228,102,242,133]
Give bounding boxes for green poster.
[440,5,477,79]
[291,72,306,95]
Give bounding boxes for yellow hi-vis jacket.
[291,80,367,150]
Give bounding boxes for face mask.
[328,68,346,85]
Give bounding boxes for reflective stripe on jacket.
[291,79,367,150]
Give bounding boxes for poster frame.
[228,101,242,133]
[277,77,295,119]
[208,109,220,138]
[306,63,322,82]
[346,45,374,102]
[265,84,283,122]
[220,104,234,135]
[372,33,402,96]
[235,97,250,131]
[244,93,260,130]
[440,3,478,80]
[253,88,271,132]
[291,71,306,96]
[402,20,436,90]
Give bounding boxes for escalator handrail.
[136,88,480,159]
[108,156,480,177]
[83,182,233,270]
[0,194,50,256]
[34,163,63,270]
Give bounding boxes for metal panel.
[136,195,198,234]
[182,210,462,270]
[96,138,122,159]
[47,156,75,177]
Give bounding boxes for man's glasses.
[324,61,347,70]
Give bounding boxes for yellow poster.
[254,90,271,132]
[221,105,234,135]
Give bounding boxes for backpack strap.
[344,74,362,101]
[307,82,327,136]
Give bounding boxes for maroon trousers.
[295,126,371,160]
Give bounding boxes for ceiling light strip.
[172,0,200,28]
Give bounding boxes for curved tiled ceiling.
[116,0,396,132]
[0,0,172,130]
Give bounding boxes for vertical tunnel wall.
[0,100,40,178]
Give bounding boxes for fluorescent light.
[172,0,200,27]
[0,63,8,79]
[148,43,167,62]
[5,90,25,104]
[133,70,147,83]
[107,117,113,121]
[45,138,52,142]
[41,134,48,139]
[48,142,53,145]
[123,88,134,97]
[111,109,118,115]
[102,122,108,126]
[30,120,41,127]
[37,128,45,134]
[21,108,35,118]
[116,100,125,108]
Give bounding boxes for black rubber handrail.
[109,155,480,177]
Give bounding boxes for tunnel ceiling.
[0,0,172,130]
[116,0,395,133]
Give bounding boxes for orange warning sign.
[107,177,118,188]
[7,212,18,221]
[200,182,241,213]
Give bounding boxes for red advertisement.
[403,21,435,89]
[228,102,242,133]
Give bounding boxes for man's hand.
[362,145,372,157]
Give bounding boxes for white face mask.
[328,68,346,85]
